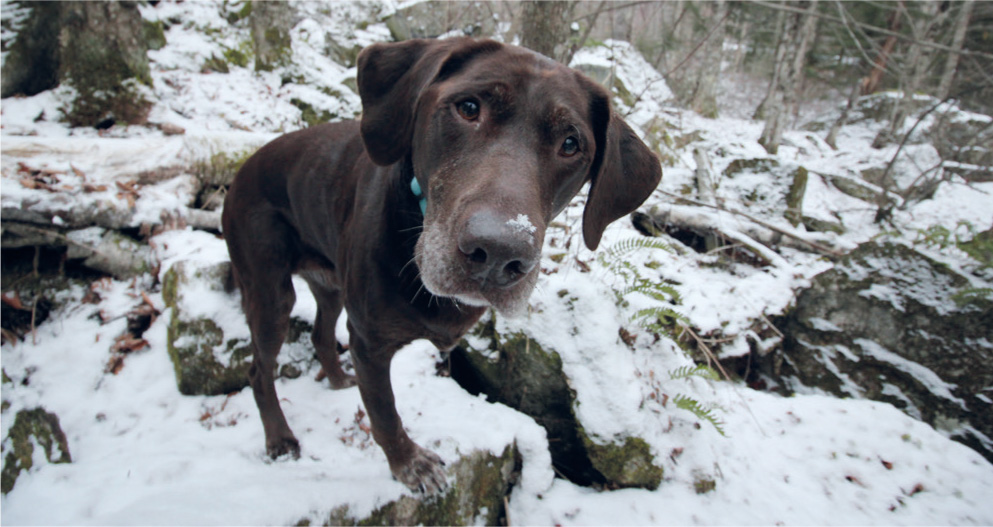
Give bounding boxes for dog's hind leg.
[304,279,357,390]
[227,216,301,460]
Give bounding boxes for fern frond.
[620,282,683,304]
[674,394,727,436]
[603,238,674,262]
[668,364,721,381]
[952,287,993,308]
[631,306,688,326]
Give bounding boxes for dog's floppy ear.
[358,38,502,166]
[581,81,663,250]
[357,39,450,166]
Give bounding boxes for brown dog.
[221,37,661,493]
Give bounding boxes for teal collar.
[410,178,427,215]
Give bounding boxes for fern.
[631,307,688,334]
[668,364,721,381]
[951,287,993,309]
[673,394,727,436]
[600,238,674,264]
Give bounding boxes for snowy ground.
[3,1,993,525]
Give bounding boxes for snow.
[3,1,993,525]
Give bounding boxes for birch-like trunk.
[936,0,974,101]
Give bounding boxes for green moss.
[163,261,252,396]
[203,54,230,74]
[143,20,167,51]
[167,314,253,396]
[580,433,662,490]
[2,408,72,494]
[694,476,716,494]
[291,98,336,128]
[723,157,781,178]
[325,446,517,526]
[785,166,808,228]
[223,45,251,69]
[612,76,636,109]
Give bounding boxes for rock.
[784,166,808,228]
[767,242,993,461]
[162,260,253,396]
[383,1,498,42]
[158,122,186,136]
[2,408,72,494]
[2,1,154,126]
[800,215,845,235]
[249,1,297,72]
[722,157,780,178]
[161,260,317,396]
[324,445,518,526]
[453,318,663,489]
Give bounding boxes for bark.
[862,3,903,95]
[250,1,297,72]
[758,1,817,155]
[936,0,974,101]
[520,1,574,62]
[873,1,942,149]
[825,80,861,149]
[667,0,727,118]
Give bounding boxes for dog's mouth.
[414,218,541,318]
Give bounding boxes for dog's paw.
[266,436,301,461]
[326,371,358,390]
[393,445,448,495]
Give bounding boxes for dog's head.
[357,38,661,316]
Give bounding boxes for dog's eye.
[560,136,579,157]
[456,99,480,121]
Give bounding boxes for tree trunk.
[250,1,297,72]
[936,0,973,101]
[753,7,787,121]
[873,1,942,148]
[520,1,574,62]
[758,1,816,155]
[862,3,903,95]
[825,80,861,149]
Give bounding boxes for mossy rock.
[2,408,72,494]
[768,242,993,462]
[143,20,167,51]
[163,261,253,396]
[250,1,295,72]
[457,319,663,489]
[801,215,845,235]
[58,2,154,127]
[291,98,337,128]
[784,166,808,228]
[825,173,891,204]
[203,54,230,74]
[581,433,662,490]
[324,445,518,526]
[723,157,780,178]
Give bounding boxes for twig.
[679,323,767,437]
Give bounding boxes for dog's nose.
[458,210,539,288]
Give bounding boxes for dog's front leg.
[349,331,447,494]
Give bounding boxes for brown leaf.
[1,292,26,310]
[70,164,86,181]
[111,334,150,354]
[82,183,108,193]
[106,355,125,375]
